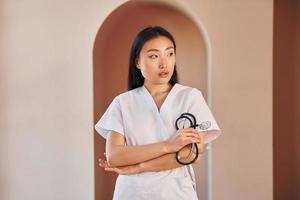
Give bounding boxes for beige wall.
[1,0,274,200]
[0,0,111,199]
[196,1,273,200]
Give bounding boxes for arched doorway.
[93,1,212,199]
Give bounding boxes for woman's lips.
[158,71,169,78]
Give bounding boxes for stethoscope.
[175,113,211,165]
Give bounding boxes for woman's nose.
[159,57,167,68]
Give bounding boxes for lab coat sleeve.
[188,88,222,144]
[94,96,125,139]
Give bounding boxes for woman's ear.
[135,58,140,69]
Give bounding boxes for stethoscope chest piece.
[198,121,211,130]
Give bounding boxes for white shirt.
[95,83,222,200]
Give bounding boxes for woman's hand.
[165,128,201,153]
[98,158,141,175]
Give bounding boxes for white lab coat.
[95,83,222,200]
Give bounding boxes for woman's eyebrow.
[147,46,174,52]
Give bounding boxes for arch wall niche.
[93,1,213,199]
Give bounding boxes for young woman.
[95,26,222,200]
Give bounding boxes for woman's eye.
[168,52,174,56]
[149,55,158,59]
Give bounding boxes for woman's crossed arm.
[104,128,201,167]
[99,130,205,175]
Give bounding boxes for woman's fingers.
[180,132,200,138]
[98,158,119,172]
[98,158,109,168]
[174,136,200,147]
[179,128,198,133]
[179,129,199,137]
[167,128,204,152]
[173,129,202,147]
[104,167,118,172]
[181,132,205,146]
[184,138,201,146]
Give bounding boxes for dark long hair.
[128,26,178,91]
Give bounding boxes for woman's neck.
[143,82,172,97]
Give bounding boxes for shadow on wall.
[93,1,210,199]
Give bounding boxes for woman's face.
[136,36,176,85]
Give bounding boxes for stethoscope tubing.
[175,113,200,165]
